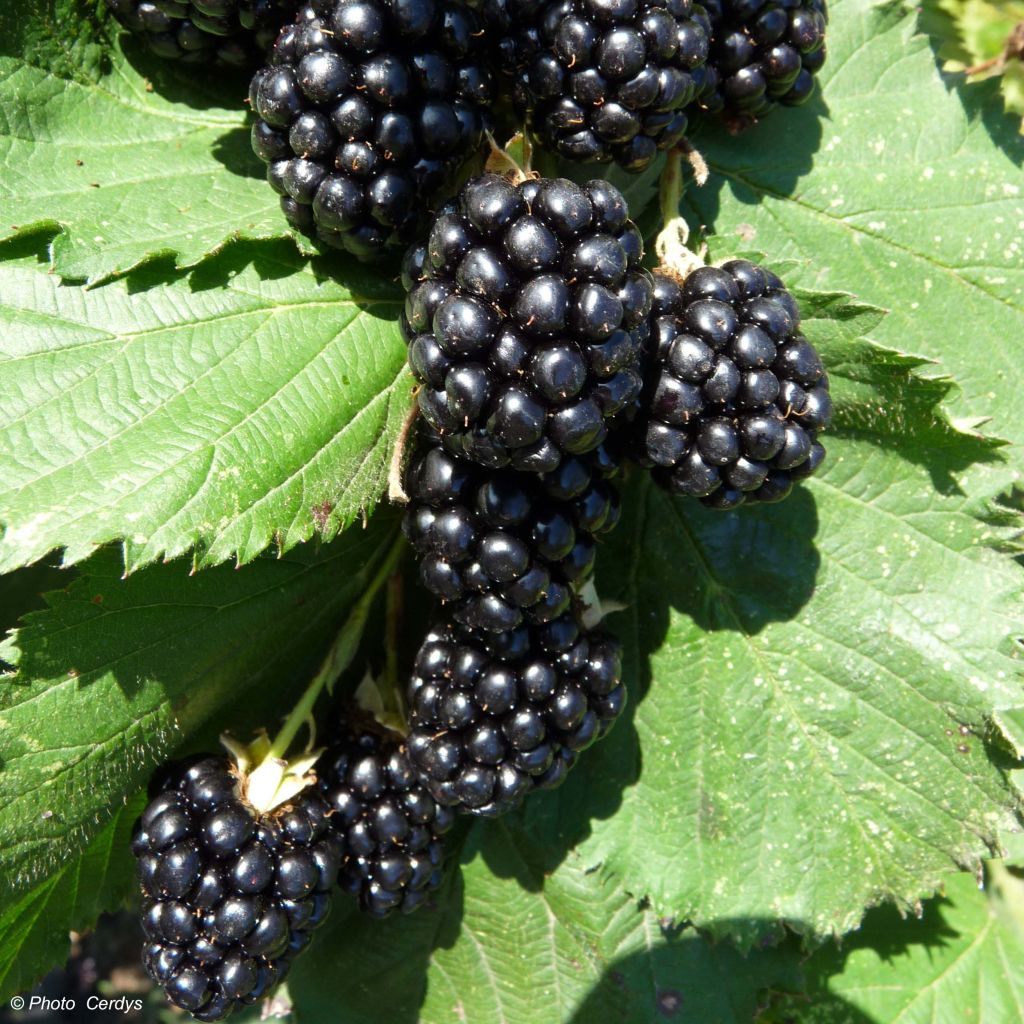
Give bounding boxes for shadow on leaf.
[478,475,822,890]
[915,2,1024,168]
[762,888,967,1023]
[211,126,267,182]
[112,31,255,113]
[819,328,1006,497]
[681,90,827,240]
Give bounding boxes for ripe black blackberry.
[628,261,830,508]
[132,756,340,1021]
[249,1,493,259]
[406,609,626,816]
[403,439,621,632]
[106,0,295,66]
[403,173,652,470]
[694,0,827,123]
[317,719,454,917]
[489,0,710,172]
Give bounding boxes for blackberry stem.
[266,532,407,763]
[521,131,535,175]
[655,149,706,281]
[383,570,404,704]
[658,147,686,237]
[356,568,408,733]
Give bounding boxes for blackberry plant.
[132,755,339,1021]
[695,0,828,124]
[8,3,1023,1022]
[406,608,626,816]
[489,0,711,171]
[317,718,454,917]
[248,0,493,258]
[402,439,621,632]
[628,261,831,508]
[403,173,653,470]
[105,0,296,66]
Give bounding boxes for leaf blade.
[519,306,1024,948]
[0,239,409,573]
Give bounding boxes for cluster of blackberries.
[132,757,339,1021]
[132,184,831,1021]
[491,0,711,172]
[134,718,457,1019]
[116,0,835,1013]
[628,261,830,508]
[487,0,827,171]
[106,0,296,65]
[396,175,829,822]
[398,173,636,816]
[696,0,828,122]
[248,0,493,257]
[107,0,829,254]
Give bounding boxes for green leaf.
[513,296,1024,949]
[685,0,1024,495]
[0,236,408,573]
[0,1,294,284]
[0,515,399,912]
[770,865,1024,1022]
[286,822,803,1024]
[0,793,144,1004]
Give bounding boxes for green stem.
[382,571,405,720]
[655,148,706,278]
[266,532,407,762]
[659,147,684,230]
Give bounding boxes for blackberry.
[628,261,830,508]
[406,609,626,816]
[403,438,621,632]
[694,0,827,123]
[403,173,652,470]
[106,0,296,66]
[249,1,493,259]
[490,0,710,172]
[132,756,340,1021]
[317,720,454,917]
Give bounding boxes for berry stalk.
[655,147,705,279]
[264,532,407,765]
